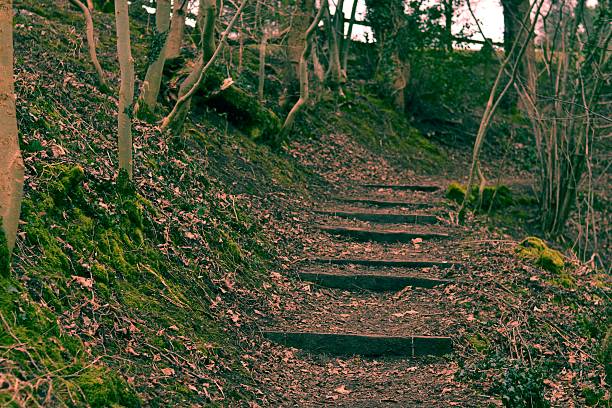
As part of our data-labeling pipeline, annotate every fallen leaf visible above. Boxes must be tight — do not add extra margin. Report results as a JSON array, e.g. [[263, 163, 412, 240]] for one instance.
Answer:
[[70, 276, 94, 289], [334, 385, 352, 395], [161, 367, 175, 376]]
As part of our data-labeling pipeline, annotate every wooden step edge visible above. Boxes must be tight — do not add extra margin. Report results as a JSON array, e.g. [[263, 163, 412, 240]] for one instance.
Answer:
[[309, 257, 459, 268], [334, 197, 436, 208], [298, 271, 451, 291], [361, 184, 441, 192], [262, 330, 453, 357], [315, 210, 440, 224], [320, 226, 451, 240]]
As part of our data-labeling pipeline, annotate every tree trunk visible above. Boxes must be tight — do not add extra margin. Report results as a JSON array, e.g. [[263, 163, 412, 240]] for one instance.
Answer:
[[341, 0, 359, 73], [327, 3, 345, 92], [162, 0, 216, 132], [166, 0, 187, 59], [279, 3, 326, 140], [258, 30, 268, 101], [281, 0, 314, 109], [501, 0, 537, 108], [114, 0, 135, 178], [70, 0, 108, 89], [136, 0, 171, 115], [0, 0, 25, 275], [443, 0, 453, 52], [161, 0, 248, 133], [391, 53, 408, 111]]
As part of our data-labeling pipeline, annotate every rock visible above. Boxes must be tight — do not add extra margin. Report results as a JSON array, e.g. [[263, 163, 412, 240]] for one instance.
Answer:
[[516, 236, 565, 274]]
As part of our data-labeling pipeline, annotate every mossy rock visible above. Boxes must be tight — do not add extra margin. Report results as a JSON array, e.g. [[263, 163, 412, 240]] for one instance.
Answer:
[[480, 185, 513, 210], [446, 182, 512, 211], [446, 182, 468, 203], [193, 67, 281, 143], [516, 237, 565, 274]]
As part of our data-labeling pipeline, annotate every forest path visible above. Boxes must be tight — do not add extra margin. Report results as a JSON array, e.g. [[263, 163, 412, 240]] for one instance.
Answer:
[[252, 180, 489, 406]]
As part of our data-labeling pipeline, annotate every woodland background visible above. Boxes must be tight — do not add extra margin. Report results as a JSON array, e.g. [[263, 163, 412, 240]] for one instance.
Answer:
[[0, 0, 609, 405]]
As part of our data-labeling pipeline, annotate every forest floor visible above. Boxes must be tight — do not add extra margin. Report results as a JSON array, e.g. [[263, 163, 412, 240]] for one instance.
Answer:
[[3, 1, 609, 406], [233, 133, 609, 407]]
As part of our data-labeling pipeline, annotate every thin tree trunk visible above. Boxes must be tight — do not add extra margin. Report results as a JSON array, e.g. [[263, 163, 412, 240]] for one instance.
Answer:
[[136, 0, 171, 115], [0, 0, 25, 274], [443, 0, 453, 52], [237, 14, 244, 74], [328, 3, 344, 91], [161, 0, 248, 132], [459, 0, 544, 218], [312, 42, 325, 84], [163, 0, 216, 131], [391, 53, 408, 111], [281, 0, 314, 108], [115, 0, 135, 178], [341, 0, 359, 73], [86, 0, 94, 10], [70, 0, 108, 89], [258, 30, 268, 101], [166, 0, 187, 59], [279, 3, 326, 139], [501, 0, 537, 109]]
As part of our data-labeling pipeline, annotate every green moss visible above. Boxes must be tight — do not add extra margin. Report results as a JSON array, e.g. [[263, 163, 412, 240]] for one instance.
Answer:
[[447, 182, 469, 203], [516, 237, 565, 274], [600, 326, 612, 384], [75, 366, 140, 408], [582, 387, 607, 406], [480, 185, 513, 210], [48, 164, 85, 206], [446, 182, 513, 211], [0, 220, 9, 278], [195, 67, 281, 143], [467, 333, 490, 352]]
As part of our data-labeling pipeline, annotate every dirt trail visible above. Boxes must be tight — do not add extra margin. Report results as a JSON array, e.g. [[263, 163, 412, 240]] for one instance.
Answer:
[[249, 177, 491, 406]]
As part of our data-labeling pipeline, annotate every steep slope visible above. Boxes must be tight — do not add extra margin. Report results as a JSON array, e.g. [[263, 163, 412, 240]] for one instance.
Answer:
[[3, 1, 608, 407], [3, 1, 443, 405]]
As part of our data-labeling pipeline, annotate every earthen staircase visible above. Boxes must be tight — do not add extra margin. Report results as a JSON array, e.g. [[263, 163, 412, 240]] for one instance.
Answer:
[[262, 182, 459, 358]]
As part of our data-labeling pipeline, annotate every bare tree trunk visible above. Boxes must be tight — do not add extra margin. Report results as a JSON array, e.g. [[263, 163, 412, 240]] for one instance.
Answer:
[[162, 0, 216, 132], [341, 0, 359, 73], [459, 0, 544, 219], [0, 0, 25, 274], [86, 0, 94, 10], [312, 42, 325, 84], [443, 0, 453, 52], [327, 3, 344, 93], [135, 0, 171, 115], [258, 29, 268, 102], [279, 3, 326, 140], [115, 0, 135, 179], [166, 0, 187, 59], [161, 0, 248, 132], [237, 14, 244, 74], [501, 0, 537, 109], [70, 0, 108, 89], [281, 0, 314, 108], [391, 53, 408, 111]]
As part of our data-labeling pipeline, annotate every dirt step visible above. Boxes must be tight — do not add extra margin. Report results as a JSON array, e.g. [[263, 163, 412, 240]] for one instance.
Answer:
[[262, 331, 452, 357], [320, 226, 451, 242], [298, 270, 451, 291], [335, 197, 436, 209], [362, 184, 441, 192], [316, 209, 440, 225], [310, 257, 458, 268]]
